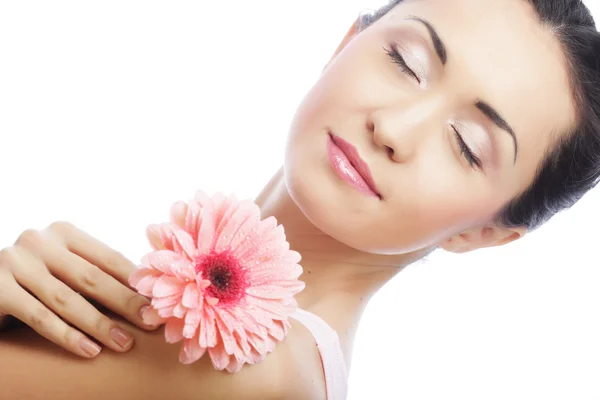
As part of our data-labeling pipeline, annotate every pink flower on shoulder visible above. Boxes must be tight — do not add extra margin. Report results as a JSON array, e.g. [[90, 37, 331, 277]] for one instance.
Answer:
[[129, 191, 305, 372]]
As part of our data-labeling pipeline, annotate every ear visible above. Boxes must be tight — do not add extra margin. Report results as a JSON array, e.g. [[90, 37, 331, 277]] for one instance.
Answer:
[[323, 18, 360, 71], [440, 225, 527, 254]]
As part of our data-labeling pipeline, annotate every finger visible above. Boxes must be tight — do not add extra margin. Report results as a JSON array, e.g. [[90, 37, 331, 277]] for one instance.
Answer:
[[43, 246, 154, 331], [12, 260, 136, 353], [2, 278, 103, 358], [46, 221, 136, 287]]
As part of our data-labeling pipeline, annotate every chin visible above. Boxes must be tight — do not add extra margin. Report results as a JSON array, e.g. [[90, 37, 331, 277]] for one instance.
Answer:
[[283, 155, 389, 253], [283, 168, 440, 257], [283, 126, 427, 254]]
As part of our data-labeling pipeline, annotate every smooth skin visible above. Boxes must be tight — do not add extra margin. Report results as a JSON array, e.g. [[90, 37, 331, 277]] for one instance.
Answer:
[[0, 0, 578, 399]]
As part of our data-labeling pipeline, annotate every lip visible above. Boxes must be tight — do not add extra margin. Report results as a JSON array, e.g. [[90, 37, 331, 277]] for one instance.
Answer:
[[327, 132, 381, 199]]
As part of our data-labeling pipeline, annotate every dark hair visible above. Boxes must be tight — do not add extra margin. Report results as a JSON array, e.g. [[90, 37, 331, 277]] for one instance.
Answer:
[[358, 0, 600, 230]]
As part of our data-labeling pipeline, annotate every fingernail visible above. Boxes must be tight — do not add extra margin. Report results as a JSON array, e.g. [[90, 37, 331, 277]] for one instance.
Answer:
[[139, 305, 157, 328], [80, 338, 102, 357], [139, 305, 149, 319], [110, 327, 133, 350]]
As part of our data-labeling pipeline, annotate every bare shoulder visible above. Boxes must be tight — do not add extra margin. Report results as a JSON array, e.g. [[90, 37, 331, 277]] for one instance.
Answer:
[[0, 317, 326, 400], [274, 318, 328, 400]]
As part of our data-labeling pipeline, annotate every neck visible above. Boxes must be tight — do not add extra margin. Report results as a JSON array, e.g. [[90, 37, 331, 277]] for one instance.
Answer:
[[254, 167, 429, 364]]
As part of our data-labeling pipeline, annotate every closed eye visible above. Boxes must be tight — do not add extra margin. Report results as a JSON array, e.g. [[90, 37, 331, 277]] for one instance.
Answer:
[[452, 126, 482, 169], [384, 44, 421, 84]]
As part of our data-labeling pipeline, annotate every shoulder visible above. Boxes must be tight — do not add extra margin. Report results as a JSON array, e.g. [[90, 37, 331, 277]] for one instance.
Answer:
[[272, 318, 328, 400], [176, 317, 327, 400], [0, 317, 326, 400]]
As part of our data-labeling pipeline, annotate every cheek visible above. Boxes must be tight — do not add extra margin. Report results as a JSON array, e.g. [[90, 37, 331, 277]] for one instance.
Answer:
[[371, 155, 502, 253], [288, 40, 399, 136]]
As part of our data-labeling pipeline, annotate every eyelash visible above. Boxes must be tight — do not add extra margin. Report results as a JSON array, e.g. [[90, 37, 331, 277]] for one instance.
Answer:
[[384, 45, 421, 83], [384, 44, 481, 170], [452, 126, 482, 169]]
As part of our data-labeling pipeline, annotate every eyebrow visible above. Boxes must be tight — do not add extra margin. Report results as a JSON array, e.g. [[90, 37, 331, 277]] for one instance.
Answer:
[[407, 15, 518, 164], [476, 101, 519, 163], [406, 16, 447, 65]]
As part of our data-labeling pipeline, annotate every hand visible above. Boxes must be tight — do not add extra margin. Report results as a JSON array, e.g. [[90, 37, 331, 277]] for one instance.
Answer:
[[0, 221, 155, 358]]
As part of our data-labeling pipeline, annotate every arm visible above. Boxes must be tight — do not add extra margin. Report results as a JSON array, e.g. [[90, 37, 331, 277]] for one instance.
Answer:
[[0, 317, 287, 400]]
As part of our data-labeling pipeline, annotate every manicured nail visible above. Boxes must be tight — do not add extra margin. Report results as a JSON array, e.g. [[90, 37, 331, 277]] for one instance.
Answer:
[[139, 305, 158, 328], [110, 327, 133, 349], [80, 338, 102, 357]]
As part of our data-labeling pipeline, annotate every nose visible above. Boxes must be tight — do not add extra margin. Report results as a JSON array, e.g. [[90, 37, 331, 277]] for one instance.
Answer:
[[367, 95, 444, 163]]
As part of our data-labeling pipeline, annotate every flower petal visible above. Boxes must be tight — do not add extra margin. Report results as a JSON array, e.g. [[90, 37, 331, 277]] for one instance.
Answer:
[[235, 218, 285, 262], [274, 279, 306, 294], [235, 310, 268, 337], [171, 260, 196, 281], [246, 298, 292, 320], [182, 282, 199, 308], [208, 342, 230, 371], [227, 216, 261, 256], [153, 275, 185, 297], [212, 193, 234, 232], [146, 224, 166, 251], [198, 309, 208, 348], [142, 250, 182, 274], [152, 293, 181, 309], [158, 306, 176, 318], [246, 281, 306, 299], [166, 224, 198, 260], [206, 296, 219, 306], [225, 358, 244, 373], [179, 337, 207, 364], [184, 201, 202, 244], [232, 325, 251, 356], [196, 201, 216, 254], [194, 190, 210, 206], [218, 308, 245, 337], [245, 283, 304, 299], [231, 341, 247, 363], [142, 306, 166, 325], [170, 201, 188, 230], [267, 319, 286, 341], [247, 266, 298, 287], [129, 267, 159, 291], [214, 200, 259, 253], [215, 313, 236, 355], [165, 318, 185, 343], [246, 331, 267, 355], [242, 237, 288, 268], [230, 216, 277, 261], [183, 308, 201, 338], [202, 306, 218, 348], [173, 303, 187, 318], [134, 274, 159, 297]]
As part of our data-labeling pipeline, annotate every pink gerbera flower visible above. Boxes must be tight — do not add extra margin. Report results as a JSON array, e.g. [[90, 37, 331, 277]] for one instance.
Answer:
[[129, 191, 305, 372]]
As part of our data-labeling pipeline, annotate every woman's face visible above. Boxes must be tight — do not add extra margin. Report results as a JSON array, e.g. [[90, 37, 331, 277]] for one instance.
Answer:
[[284, 0, 576, 254]]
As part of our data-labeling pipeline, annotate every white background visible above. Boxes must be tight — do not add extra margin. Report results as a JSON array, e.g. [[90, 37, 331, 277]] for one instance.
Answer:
[[1, 1, 599, 399]]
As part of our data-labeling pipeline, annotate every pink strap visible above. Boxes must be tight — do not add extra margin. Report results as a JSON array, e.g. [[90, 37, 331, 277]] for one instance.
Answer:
[[290, 308, 349, 400]]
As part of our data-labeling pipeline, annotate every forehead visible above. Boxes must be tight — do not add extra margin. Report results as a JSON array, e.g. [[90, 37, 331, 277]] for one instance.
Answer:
[[379, 0, 577, 170]]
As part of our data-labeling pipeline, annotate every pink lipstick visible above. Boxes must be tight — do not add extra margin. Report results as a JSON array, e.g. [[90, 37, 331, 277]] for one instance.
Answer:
[[326, 132, 381, 199]]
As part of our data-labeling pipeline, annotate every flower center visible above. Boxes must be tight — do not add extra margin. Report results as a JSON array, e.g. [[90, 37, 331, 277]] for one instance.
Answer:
[[209, 266, 231, 291], [195, 251, 248, 305]]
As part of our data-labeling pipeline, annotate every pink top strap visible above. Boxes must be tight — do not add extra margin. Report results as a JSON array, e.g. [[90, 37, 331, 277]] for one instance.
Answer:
[[290, 308, 349, 400]]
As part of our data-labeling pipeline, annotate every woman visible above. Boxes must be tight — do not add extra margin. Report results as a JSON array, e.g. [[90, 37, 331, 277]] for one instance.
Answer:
[[1, 0, 599, 398]]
